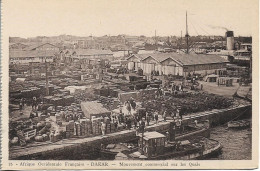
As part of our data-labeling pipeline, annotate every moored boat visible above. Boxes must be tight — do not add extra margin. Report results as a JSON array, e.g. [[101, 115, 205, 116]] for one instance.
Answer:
[[120, 131, 222, 160]]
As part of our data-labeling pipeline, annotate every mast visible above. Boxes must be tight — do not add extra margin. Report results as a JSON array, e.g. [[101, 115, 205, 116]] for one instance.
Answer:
[[185, 11, 189, 54]]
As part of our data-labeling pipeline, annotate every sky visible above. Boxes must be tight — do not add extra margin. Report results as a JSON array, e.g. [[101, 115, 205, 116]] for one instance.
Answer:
[[3, 0, 257, 38]]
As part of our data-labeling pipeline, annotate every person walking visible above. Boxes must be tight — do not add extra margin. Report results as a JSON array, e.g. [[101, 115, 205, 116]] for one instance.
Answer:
[[200, 83, 203, 90]]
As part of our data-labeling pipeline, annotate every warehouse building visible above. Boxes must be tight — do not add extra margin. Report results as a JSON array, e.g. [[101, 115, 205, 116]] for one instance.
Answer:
[[9, 50, 57, 64], [126, 52, 229, 76]]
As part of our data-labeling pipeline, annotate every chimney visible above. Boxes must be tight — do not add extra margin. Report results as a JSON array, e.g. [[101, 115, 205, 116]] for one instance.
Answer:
[[226, 31, 234, 50]]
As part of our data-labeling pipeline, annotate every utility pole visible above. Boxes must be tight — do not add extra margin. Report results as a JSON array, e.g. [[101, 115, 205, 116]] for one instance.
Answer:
[[185, 11, 189, 54], [45, 53, 49, 96], [180, 30, 182, 51]]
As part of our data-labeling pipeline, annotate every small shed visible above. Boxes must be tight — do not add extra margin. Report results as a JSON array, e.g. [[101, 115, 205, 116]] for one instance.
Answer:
[[81, 101, 111, 119], [138, 131, 166, 159]]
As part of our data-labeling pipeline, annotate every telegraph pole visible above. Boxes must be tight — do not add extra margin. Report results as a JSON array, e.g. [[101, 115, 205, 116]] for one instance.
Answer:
[[185, 11, 189, 54], [45, 53, 49, 96]]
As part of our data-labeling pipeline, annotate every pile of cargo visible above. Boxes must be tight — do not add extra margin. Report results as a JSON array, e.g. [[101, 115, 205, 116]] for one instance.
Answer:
[[141, 92, 233, 115], [94, 86, 123, 98], [9, 116, 56, 146], [73, 89, 99, 103], [79, 118, 92, 136], [44, 95, 74, 106], [92, 117, 102, 135]]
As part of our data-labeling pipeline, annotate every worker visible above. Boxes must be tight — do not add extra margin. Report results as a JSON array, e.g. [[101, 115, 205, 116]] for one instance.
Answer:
[[114, 121, 118, 131], [118, 109, 123, 124], [163, 110, 167, 122], [19, 99, 23, 112], [146, 113, 150, 126], [133, 116, 137, 129], [194, 120, 198, 127], [29, 111, 34, 119], [101, 122, 106, 136], [126, 117, 131, 130], [129, 97, 134, 105], [131, 100, 137, 110], [126, 101, 131, 115], [166, 131, 170, 142], [151, 110, 154, 121], [139, 118, 146, 132], [176, 108, 180, 117], [200, 83, 203, 90], [32, 97, 38, 110], [22, 98, 25, 108], [180, 83, 183, 91], [154, 112, 159, 124]]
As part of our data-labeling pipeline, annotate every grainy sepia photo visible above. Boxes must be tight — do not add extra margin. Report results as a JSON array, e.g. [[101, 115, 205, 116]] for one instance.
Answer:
[[1, 0, 258, 170]]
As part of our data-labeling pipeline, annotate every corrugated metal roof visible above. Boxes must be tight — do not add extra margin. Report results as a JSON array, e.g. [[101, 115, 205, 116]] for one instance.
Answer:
[[24, 43, 58, 51], [141, 131, 166, 140], [81, 101, 110, 115], [10, 50, 57, 58], [132, 52, 228, 66]]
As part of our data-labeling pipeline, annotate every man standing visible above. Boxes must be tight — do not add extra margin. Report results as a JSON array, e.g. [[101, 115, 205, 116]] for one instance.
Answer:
[[19, 99, 23, 112], [22, 98, 25, 108], [163, 110, 167, 122], [154, 112, 159, 124], [126, 101, 131, 115], [32, 97, 37, 110], [101, 122, 106, 136], [146, 113, 150, 126]]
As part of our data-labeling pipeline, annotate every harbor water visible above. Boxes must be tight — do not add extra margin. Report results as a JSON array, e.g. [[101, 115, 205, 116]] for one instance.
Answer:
[[209, 125, 252, 160]]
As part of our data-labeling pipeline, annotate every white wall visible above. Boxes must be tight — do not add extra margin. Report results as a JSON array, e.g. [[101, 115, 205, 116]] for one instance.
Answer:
[[10, 57, 53, 64]]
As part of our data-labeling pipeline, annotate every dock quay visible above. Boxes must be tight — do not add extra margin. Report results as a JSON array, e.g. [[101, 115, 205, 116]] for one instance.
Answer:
[[10, 104, 251, 160]]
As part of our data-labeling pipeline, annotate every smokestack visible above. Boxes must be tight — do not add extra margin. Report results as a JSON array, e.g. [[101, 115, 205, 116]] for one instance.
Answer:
[[226, 31, 234, 50]]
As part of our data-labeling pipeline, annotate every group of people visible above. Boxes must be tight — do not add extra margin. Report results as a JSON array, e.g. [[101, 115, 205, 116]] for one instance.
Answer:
[[155, 82, 184, 98], [124, 97, 137, 115]]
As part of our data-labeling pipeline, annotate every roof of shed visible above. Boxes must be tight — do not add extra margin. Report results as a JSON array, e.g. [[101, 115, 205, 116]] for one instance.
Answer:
[[10, 50, 57, 58], [81, 101, 110, 115], [141, 131, 166, 140], [128, 52, 228, 66]]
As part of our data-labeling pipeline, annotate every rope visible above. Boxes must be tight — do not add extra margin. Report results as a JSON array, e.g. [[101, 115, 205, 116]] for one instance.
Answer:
[[190, 20, 199, 35]]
